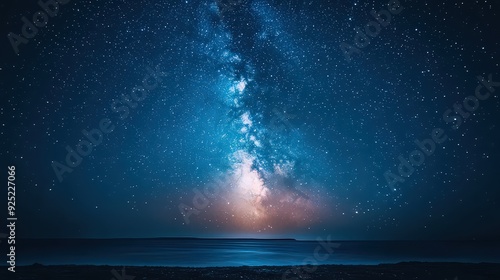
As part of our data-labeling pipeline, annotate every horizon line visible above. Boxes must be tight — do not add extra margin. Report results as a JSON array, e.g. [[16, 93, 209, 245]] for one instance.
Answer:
[[15, 237, 500, 242]]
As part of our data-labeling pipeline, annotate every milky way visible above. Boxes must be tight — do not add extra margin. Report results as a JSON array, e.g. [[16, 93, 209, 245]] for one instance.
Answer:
[[177, 0, 330, 233]]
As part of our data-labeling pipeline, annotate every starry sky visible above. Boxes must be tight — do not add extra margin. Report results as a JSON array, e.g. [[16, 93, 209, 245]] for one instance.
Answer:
[[0, 0, 499, 240]]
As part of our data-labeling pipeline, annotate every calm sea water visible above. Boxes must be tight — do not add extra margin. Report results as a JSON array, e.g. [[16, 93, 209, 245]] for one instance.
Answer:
[[12, 239, 500, 267]]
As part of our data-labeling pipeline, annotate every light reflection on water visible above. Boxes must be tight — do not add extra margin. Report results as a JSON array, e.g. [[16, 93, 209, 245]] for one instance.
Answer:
[[13, 239, 500, 267]]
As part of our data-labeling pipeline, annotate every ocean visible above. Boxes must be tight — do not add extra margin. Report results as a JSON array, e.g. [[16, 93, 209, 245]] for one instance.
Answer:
[[12, 238, 500, 267]]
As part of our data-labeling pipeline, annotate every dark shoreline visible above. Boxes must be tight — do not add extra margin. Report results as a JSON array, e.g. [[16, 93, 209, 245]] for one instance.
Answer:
[[1, 262, 500, 280]]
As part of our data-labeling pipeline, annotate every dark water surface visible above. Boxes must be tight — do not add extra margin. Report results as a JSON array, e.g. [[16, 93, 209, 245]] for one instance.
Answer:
[[12, 239, 500, 267]]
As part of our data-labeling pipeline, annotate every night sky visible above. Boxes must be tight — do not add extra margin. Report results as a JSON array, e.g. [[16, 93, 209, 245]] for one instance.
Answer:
[[1, 0, 499, 240]]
